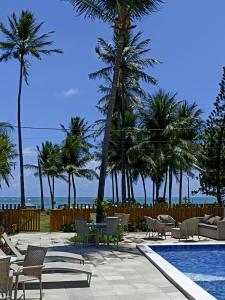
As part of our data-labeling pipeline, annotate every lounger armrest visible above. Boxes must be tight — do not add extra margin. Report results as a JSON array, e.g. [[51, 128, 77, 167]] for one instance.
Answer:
[[11, 264, 44, 274]]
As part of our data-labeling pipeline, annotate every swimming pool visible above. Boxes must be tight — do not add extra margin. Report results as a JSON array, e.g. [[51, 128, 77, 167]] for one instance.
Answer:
[[146, 244, 225, 300]]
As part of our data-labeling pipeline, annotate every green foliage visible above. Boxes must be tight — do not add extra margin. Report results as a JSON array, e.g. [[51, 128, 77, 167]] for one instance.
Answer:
[[136, 218, 148, 232], [199, 67, 225, 203], [61, 223, 76, 232], [95, 198, 108, 222]]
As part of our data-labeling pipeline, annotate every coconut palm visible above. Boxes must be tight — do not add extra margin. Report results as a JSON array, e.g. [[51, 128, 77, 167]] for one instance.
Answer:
[[90, 30, 158, 202], [0, 10, 62, 207], [0, 135, 17, 189], [65, 0, 163, 221], [38, 142, 65, 209], [61, 135, 97, 206]]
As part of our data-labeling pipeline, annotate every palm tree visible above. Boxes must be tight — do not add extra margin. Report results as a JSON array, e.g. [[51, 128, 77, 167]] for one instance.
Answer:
[[62, 136, 97, 206], [0, 135, 17, 189], [65, 0, 163, 221], [38, 142, 65, 209], [0, 10, 62, 207], [90, 30, 158, 202]]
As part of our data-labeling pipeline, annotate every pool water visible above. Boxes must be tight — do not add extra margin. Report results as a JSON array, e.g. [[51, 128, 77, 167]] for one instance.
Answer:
[[150, 245, 225, 300]]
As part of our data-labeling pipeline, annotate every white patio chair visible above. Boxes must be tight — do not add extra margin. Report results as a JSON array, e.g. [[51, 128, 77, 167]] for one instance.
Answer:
[[114, 213, 130, 232], [144, 216, 156, 238], [89, 213, 96, 223], [171, 217, 200, 240], [11, 245, 47, 300], [103, 217, 120, 247], [75, 219, 97, 245], [0, 257, 13, 300], [144, 216, 166, 239]]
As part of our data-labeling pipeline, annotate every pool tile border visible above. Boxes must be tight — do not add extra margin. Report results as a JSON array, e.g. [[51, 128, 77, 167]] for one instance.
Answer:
[[137, 243, 217, 300]]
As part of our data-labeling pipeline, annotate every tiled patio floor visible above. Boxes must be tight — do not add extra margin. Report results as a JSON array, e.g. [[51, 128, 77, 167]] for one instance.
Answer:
[[8, 232, 215, 300]]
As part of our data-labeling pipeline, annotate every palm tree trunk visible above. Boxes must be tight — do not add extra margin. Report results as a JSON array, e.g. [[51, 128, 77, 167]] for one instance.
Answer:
[[38, 159, 44, 211], [126, 168, 131, 200], [47, 175, 54, 209], [72, 174, 77, 206], [168, 167, 173, 206], [52, 176, 55, 209], [111, 171, 115, 203], [141, 174, 147, 205], [155, 180, 160, 203], [179, 169, 183, 205], [68, 173, 71, 208], [121, 84, 126, 204], [163, 170, 168, 200], [97, 30, 125, 222], [18, 58, 25, 207], [115, 170, 119, 204], [129, 169, 134, 201], [152, 179, 155, 205]]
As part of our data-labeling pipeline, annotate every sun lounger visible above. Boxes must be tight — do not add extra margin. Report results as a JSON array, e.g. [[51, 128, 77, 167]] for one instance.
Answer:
[[43, 262, 92, 286], [2, 232, 85, 264]]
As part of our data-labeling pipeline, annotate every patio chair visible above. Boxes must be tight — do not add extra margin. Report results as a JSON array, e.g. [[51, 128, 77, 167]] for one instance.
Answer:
[[144, 216, 156, 238], [144, 216, 166, 239], [102, 217, 120, 247], [157, 214, 176, 235], [171, 217, 200, 240], [114, 213, 130, 232], [2, 232, 85, 264], [0, 257, 13, 300], [11, 245, 47, 300], [89, 213, 96, 223], [75, 219, 97, 246]]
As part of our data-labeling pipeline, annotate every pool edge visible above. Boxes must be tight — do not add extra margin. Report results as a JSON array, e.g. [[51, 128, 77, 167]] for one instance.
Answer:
[[137, 244, 217, 300]]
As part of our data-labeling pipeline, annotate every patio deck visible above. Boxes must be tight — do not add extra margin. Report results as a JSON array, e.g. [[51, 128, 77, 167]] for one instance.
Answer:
[[8, 232, 214, 300]]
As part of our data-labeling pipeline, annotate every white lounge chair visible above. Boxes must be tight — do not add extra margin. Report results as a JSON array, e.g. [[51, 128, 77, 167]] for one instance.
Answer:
[[2, 232, 84, 264]]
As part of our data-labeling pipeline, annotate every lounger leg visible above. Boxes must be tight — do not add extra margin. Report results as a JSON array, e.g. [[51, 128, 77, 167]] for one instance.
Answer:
[[23, 282, 25, 300]]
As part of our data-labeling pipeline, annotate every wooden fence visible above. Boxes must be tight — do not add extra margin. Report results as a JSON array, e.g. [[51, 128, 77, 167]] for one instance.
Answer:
[[50, 204, 224, 232], [0, 208, 40, 232]]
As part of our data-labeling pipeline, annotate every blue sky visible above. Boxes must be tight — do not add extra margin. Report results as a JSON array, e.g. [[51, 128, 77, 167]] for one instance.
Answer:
[[0, 0, 225, 199]]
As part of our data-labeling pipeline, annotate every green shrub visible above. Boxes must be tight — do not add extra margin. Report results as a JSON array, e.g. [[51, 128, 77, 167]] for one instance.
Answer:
[[61, 223, 76, 232], [136, 218, 147, 232]]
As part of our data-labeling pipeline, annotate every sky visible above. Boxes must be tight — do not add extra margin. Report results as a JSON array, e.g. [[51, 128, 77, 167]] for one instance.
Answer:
[[0, 0, 225, 199]]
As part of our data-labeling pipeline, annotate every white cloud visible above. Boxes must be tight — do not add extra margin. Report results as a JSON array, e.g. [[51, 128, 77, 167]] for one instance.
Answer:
[[23, 147, 37, 157], [61, 87, 79, 97]]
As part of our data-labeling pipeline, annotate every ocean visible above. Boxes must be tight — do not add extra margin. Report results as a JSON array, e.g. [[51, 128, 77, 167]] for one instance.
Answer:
[[0, 196, 217, 208]]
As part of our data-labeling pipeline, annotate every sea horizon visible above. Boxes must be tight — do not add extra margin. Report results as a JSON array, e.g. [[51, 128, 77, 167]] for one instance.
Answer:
[[0, 196, 218, 209]]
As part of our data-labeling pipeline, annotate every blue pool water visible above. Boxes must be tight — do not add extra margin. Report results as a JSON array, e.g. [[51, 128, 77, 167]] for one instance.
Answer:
[[150, 245, 225, 300]]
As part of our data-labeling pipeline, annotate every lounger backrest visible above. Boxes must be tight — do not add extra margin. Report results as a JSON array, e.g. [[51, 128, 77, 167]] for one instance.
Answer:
[[2, 232, 21, 257]]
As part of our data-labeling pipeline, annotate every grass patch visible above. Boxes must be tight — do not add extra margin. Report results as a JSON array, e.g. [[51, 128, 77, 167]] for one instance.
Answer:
[[40, 213, 50, 232]]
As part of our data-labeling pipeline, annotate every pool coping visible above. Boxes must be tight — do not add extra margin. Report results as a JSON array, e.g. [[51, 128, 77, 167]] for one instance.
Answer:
[[137, 243, 217, 300]]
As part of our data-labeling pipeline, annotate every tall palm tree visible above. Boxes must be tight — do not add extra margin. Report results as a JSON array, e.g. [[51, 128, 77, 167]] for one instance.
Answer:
[[65, 0, 163, 221], [38, 142, 65, 209], [90, 30, 158, 202], [61, 136, 97, 206], [0, 10, 62, 207]]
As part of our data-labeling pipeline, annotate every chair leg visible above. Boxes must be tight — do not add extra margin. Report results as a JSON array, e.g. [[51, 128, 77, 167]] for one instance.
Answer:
[[23, 282, 25, 300], [40, 278, 43, 300]]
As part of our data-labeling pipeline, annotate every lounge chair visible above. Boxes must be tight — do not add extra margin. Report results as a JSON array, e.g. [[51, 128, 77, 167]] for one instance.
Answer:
[[171, 217, 200, 240], [11, 245, 47, 300], [2, 232, 84, 264], [0, 256, 13, 300]]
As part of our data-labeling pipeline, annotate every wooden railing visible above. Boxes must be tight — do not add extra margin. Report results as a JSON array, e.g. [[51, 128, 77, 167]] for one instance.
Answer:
[[50, 204, 224, 232], [0, 208, 40, 232]]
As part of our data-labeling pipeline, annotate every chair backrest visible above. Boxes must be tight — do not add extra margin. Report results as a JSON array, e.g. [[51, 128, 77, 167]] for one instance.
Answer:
[[105, 218, 119, 235], [2, 232, 21, 257], [0, 257, 11, 295], [144, 216, 156, 232], [180, 217, 199, 236], [23, 245, 47, 277], [75, 219, 89, 237], [115, 213, 130, 226], [157, 214, 176, 224], [89, 213, 96, 223]]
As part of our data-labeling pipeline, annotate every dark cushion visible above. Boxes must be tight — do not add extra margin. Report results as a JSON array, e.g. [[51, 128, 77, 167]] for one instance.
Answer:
[[207, 217, 216, 225], [202, 214, 213, 224], [213, 216, 222, 225]]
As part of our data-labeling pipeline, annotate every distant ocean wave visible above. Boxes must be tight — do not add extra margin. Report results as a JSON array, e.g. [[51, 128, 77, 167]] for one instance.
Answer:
[[0, 196, 217, 209]]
